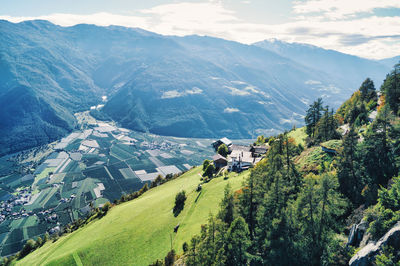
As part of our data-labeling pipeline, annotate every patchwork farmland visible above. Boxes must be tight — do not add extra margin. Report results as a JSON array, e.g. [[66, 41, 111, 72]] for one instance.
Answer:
[[0, 111, 215, 256]]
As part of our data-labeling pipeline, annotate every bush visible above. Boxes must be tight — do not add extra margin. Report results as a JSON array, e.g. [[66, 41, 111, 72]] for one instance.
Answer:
[[173, 191, 187, 217], [102, 202, 112, 214], [19, 239, 36, 258]]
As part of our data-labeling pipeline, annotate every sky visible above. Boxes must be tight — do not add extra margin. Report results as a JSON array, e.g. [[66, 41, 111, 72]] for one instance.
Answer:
[[1, 0, 399, 59]]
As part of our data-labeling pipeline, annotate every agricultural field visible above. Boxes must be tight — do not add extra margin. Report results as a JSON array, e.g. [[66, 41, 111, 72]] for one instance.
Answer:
[[0, 112, 224, 256]]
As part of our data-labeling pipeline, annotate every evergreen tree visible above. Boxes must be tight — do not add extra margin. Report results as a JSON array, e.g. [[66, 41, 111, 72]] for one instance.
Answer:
[[359, 78, 376, 101], [383, 63, 400, 114], [337, 126, 363, 204], [305, 98, 323, 139], [294, 173, 346, 265], [223, 217, 250, 266], [360, 105, 397, 204], [218, 184, 235, 226]]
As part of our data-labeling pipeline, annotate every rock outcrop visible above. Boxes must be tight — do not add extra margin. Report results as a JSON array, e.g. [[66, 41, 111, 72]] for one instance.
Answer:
[[347, 220, 368, 247], [349, 222, 400, 266]]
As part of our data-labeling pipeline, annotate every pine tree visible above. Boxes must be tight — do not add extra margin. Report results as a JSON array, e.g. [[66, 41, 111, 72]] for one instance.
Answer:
[[223, 217, 250, 266], [218, 184, 235, 226], [305, 98, 323, 139], [383, 63, 400, 114], [337, 126, 362, 204]]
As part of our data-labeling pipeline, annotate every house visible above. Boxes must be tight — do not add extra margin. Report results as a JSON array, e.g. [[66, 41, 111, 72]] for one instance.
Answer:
[[228, 150, 260, 172], [211, 137, 232, 151], [213, 154, 228, 169], [251, 145, 269, 157]]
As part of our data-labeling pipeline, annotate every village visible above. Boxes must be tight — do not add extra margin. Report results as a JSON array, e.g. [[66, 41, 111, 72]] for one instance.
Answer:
[[211, 137, 268, 173]]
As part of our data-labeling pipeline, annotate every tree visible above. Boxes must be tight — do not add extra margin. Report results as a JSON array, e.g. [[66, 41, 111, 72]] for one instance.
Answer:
[[203, 164, 215, 179], [305, 98, 323, 139], [186, 236, 201, 265], [359, 78, 376, 101], [314, 107, 340, 143], [294, 173, 347, 265], [218, 184, 235, 226], [182, 242, 189, 253], [202, 159, 211, 171], [383, 63, 400, 114], [337, 126, 363, 204], [173, 191, 186, 216], [217, 144, 229, 157], [361, 105, 397, 204], [35, 237, 43, 248], [223, 217, 250, 265], [19, 239, 36, 258], [150, 174, 163, 188], [102, 202, 111, 214], [255, 135, 267, 145], [139, 183, 149, 195]]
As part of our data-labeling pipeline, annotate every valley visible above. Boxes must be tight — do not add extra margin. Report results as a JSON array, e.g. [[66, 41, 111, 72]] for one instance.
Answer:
[[0, 109, 227, 257]]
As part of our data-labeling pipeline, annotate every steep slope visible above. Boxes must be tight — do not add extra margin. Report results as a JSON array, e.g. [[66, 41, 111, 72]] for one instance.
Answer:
[[0, 20, 103, 155], [18, 168, 248, 265], [103, 35, 355, 139], [254, 39, 390, 89]]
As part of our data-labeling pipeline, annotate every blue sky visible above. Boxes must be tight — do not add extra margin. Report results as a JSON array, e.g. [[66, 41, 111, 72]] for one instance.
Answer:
[[1, 0, 399, 59]]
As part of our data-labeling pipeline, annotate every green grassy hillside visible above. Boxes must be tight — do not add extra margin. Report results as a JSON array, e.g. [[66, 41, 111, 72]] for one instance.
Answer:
[[17, 167, 248, 266]]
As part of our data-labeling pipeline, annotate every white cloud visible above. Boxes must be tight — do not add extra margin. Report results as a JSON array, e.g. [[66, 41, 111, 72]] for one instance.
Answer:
[[224, 107, 240, 113], [293, 0, 400, 19], [1, 1, 400, 59]]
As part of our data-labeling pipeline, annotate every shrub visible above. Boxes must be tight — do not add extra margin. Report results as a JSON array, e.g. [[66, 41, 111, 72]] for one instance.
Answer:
[[102, 202, 112, 214], [19, 239, 36, 258], [173, 191, 187, 217]]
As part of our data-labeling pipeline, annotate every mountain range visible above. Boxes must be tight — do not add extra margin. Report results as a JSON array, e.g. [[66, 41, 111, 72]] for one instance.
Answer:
[[0, 20, 398, 155]]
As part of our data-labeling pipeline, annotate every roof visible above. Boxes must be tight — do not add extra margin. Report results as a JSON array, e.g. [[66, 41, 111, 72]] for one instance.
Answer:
[[220, 137, 232, 146], [229, 144, 251, 152], [213, 154, 227, 162], [229, 151, 254, 164]]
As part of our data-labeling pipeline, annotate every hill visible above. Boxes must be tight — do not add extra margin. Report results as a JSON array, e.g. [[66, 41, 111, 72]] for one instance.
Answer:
[[17, 167, 248, 265], [0, 20, 394, 155]]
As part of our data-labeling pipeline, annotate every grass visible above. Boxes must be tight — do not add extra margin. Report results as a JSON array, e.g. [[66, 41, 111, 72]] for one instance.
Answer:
[[18, 167, 248, 266], [295, 140, 342, 173], [288, 127, 307, 146], [33, 167, 55, 188]]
